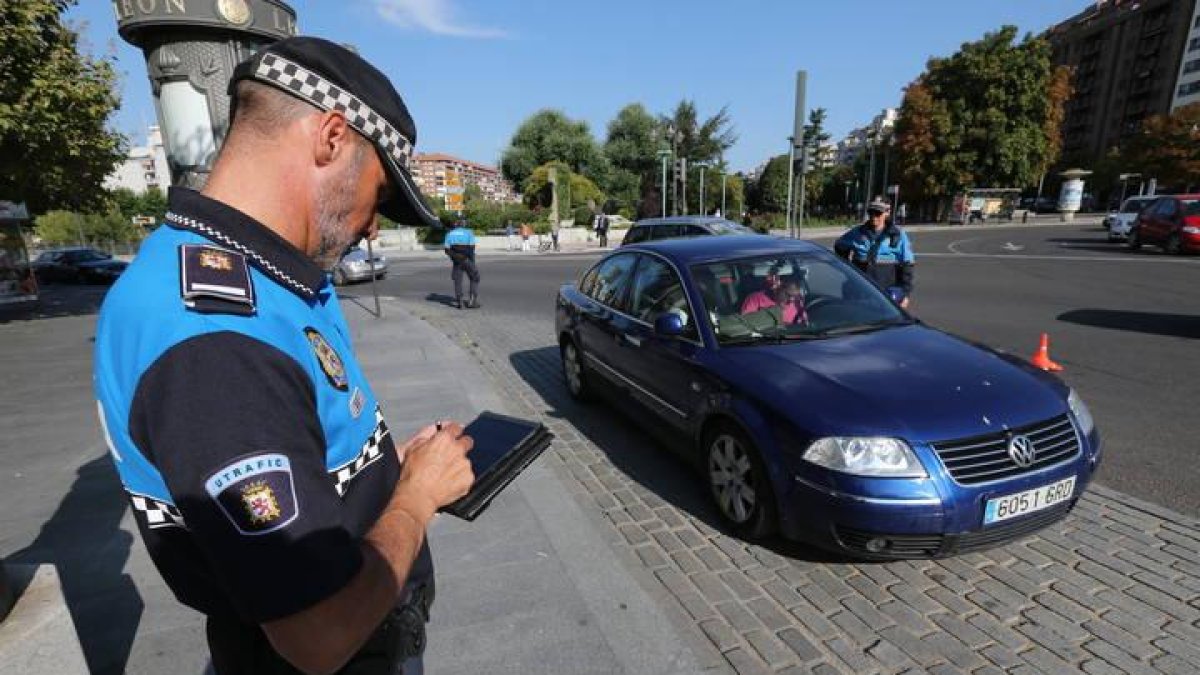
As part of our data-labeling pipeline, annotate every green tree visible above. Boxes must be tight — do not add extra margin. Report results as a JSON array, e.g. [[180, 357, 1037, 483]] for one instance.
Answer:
[[109, 186, 168, 223], [603, 103, 661, 215], [34, 208, 139, 246], [893, 26, 1071, 207], [802, 108, 832, 169], [501, 110, 608, 191], [522, 161, 604, 219], [750, 155, 790, 214], [1, 0, 125, 214]]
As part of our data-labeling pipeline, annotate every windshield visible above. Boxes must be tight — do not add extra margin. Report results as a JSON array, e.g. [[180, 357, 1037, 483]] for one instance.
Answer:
[[1183, 200, 1200, 216], [1121, 199, 1152, 214], [690, 253, 907, 345]]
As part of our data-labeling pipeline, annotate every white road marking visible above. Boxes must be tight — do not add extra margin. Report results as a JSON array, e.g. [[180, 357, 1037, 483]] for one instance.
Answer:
[[921, 251, 1200, 263], [947, 237, 982, 255], [1003, 242, 1025, 252]]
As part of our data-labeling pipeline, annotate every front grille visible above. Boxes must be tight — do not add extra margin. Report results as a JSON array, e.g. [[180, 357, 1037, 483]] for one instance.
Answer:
[[835, 499, 1076, 559], [931, 414, 1080, 485]]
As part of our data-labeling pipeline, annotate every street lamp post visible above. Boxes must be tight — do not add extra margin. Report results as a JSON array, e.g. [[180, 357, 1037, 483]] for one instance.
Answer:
[[680, 158, 689, 215], [786, 137, 796, 237], [657, 149, 671, 217], [721, 172, 727, 216], [698, 163, 707, 216]]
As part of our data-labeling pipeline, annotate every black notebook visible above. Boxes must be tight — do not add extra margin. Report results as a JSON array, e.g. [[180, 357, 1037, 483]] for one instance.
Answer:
[[440, 412, 552, 521]]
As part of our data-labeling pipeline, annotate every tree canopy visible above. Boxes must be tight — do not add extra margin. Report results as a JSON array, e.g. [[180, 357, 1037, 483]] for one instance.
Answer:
[[893, 26, 1071, 201], [1121, 102, 1200, 191], [1, 0, 125, 213], [603, 103, 661, 215], [500, 110, 608, 192]]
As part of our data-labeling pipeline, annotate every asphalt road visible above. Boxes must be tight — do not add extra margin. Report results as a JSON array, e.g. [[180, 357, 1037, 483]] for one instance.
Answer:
[[367, 221, 1200, 517]]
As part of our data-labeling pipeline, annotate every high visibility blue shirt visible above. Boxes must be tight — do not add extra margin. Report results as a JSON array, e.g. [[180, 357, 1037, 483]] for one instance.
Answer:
[[833, 222, 916, 294], [93, 188, 430, 627]]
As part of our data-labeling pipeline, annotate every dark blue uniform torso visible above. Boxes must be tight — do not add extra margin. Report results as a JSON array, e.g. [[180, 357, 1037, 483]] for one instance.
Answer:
[[93, 188, 430, 673]]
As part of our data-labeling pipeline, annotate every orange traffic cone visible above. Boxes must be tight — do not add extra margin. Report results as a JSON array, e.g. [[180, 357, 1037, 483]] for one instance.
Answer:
[[1030, 333, 1063, 372]]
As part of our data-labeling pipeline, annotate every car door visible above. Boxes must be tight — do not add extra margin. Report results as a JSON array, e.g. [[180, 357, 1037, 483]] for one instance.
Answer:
[[577, 253, 639, 389], [1148, 199, 1176, 244], [617, 253, 705, 432]]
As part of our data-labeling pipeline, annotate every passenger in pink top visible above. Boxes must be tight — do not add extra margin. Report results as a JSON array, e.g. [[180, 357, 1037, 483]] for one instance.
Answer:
[[740, 271, 808, 325]]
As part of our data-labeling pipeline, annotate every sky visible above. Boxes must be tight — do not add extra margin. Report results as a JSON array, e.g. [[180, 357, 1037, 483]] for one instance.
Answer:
[[70, 0, 1089, 173]]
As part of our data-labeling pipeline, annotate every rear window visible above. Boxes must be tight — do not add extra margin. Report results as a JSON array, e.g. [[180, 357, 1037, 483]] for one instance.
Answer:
[[623, 227, 650, 245], [1121, 199, 1153, 214]]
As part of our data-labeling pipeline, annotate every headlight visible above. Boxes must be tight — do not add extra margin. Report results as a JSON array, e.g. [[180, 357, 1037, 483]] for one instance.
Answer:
[[1068, 389, 1095, 435], [802, 437, 926, 478]]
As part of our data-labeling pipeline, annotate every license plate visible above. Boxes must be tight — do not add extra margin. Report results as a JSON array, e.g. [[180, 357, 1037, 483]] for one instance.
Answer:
[[983, 477, 1076, 525]]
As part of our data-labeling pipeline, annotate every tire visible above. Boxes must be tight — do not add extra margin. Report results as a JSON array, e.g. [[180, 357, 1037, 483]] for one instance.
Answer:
[[704, 424, 777, 539], [1127, 228, 1142, 251], [1165, 233, 1183, 256], [560, 339, 594, 402], [332, 268, 348, 286]]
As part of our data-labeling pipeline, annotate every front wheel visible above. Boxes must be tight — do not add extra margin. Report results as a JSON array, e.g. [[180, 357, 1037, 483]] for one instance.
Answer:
[[705, 425, 777, 539], [561, 340, 594, 402], [1165, 233, 1183, 256], [1127, 228, 1142, 251]]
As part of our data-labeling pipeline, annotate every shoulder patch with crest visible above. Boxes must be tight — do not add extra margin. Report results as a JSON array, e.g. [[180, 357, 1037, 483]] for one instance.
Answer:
[[179, 244, 256, 316], [204, 453, 298, 535], [304, 327, 348, 390]]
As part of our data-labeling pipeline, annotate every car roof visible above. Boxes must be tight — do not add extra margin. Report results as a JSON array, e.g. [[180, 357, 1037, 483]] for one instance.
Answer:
[[622, 234, 826, 265], [632, 216, 741, 228]]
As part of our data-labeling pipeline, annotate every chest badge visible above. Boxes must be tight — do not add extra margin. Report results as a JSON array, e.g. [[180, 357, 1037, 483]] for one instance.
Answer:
[[305, 327, 348, 391]]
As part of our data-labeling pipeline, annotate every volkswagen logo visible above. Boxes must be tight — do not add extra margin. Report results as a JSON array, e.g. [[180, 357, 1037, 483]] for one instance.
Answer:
[[1007, 435, 1037, 468]]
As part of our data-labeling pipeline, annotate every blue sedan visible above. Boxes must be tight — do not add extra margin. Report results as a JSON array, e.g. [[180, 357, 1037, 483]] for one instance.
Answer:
[[554, 236, 1101, 558]]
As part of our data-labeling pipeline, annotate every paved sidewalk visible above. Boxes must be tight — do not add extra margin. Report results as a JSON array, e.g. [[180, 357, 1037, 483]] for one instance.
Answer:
[[410, 296, 1200, 675], [0, 290, 707, 674]]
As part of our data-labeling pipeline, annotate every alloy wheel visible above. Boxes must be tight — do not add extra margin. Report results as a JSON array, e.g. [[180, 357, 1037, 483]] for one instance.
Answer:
[[709, 433, 757, 524]]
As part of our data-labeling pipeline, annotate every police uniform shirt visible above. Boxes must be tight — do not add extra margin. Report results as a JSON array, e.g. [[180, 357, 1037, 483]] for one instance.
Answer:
[[443, 227, 476, 258], [833, 223, 915, 293], [93, 188, 431, 650]]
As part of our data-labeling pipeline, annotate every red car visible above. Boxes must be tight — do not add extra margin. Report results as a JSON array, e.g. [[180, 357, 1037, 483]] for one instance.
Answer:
[[1128, 194, 1200, 254]]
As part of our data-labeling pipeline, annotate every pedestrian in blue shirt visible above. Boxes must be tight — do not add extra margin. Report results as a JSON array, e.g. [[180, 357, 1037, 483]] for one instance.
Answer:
[[834, 198, 915, 308], [444, 219, 480, 309]]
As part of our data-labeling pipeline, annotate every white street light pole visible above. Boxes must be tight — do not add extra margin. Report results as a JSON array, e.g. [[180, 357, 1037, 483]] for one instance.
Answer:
[[698, 164, 707, 216], [721, 172, 727, 216], [657, 149, 671, 217], [786, 137, 796, 237]]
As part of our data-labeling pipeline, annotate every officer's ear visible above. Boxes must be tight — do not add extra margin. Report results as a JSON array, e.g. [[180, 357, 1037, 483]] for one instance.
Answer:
[[312, 110, 355, 169]]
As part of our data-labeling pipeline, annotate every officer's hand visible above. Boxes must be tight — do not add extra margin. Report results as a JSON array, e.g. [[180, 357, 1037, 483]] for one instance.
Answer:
[[393, 422, 474, 522], [899, 297, 911, 310], [394, 424, 439, 464]]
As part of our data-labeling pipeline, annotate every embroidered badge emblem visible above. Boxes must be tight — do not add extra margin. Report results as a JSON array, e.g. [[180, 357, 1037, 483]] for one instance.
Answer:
[[349, 387, 366, 418], [305, 327, 348, 391], [198, 249, 234, 271], [204, 453, 298, 535], [241, 480, 281, 524]]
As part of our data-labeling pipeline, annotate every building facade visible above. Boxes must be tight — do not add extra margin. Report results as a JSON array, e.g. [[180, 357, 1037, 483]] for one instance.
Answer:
[[1048, 0, 1197, 163], [833, 108, 898, 167], [1171, 1, 1200, 108], [104, 126, 171, 194], [411, 153, 519, 206]]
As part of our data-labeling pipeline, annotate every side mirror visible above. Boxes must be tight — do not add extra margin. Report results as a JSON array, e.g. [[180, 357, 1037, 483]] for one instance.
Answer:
[[654, 312, 685, 337]]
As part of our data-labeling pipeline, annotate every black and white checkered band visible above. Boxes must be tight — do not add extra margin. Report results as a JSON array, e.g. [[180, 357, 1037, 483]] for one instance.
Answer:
[[129, 492, 187, 530], [253, 53, 414, 171], [331, 406, 391, 497], [165, 211, 315, 298]]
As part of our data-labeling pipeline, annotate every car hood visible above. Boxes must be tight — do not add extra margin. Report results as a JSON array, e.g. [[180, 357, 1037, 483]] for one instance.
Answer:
[[714, 324, 1067, 443]]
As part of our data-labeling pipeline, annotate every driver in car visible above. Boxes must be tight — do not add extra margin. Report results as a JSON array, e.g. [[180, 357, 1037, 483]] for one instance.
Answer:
[[740, 268, 808, 325]]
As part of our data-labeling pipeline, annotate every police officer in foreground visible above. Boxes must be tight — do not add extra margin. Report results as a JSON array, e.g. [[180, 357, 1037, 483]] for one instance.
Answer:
[[93, 37, 474, 674], [443, 218, 480, 309], [833, 198, 915, 309]]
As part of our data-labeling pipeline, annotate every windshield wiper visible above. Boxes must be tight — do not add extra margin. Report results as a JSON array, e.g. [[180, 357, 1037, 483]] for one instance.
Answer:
[[815, 318, 913, 337]]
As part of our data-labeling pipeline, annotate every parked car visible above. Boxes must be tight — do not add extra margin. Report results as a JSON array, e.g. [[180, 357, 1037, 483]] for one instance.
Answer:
[[555, 236, 1100, 558], [1128, 194, 1200, 255], [332, 246, 388, 285], [620, 216, 753, 246], [32, 247, 127, 284], [1103, 196, 1155, 241]]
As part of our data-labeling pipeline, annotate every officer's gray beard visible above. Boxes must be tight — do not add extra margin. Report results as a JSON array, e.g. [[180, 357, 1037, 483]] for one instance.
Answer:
[[312, 156, 365, 271]]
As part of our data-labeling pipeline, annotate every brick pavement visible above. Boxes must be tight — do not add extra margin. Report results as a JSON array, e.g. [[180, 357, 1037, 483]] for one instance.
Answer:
[[400, 299, 1200, 675]]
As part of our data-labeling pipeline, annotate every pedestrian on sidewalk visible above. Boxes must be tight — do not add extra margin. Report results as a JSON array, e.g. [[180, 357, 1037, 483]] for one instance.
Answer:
[[92, 37, 475, 675], [505, 219, 515, 251], [551, 220, 561, 252], [520, 222, 533, 252], [596, 213, 609, 248], [833, 197, 915, 309], [445, 218, 481, 308]]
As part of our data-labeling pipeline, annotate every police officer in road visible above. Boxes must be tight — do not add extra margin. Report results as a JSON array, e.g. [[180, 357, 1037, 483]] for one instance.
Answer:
[[443, 218, 480, 309], [93, 37, 474, 674], [834, 198, 915, 308]]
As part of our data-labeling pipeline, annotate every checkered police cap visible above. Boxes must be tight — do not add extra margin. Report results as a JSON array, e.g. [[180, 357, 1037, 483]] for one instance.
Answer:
[[229, 37, 441, 229]]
